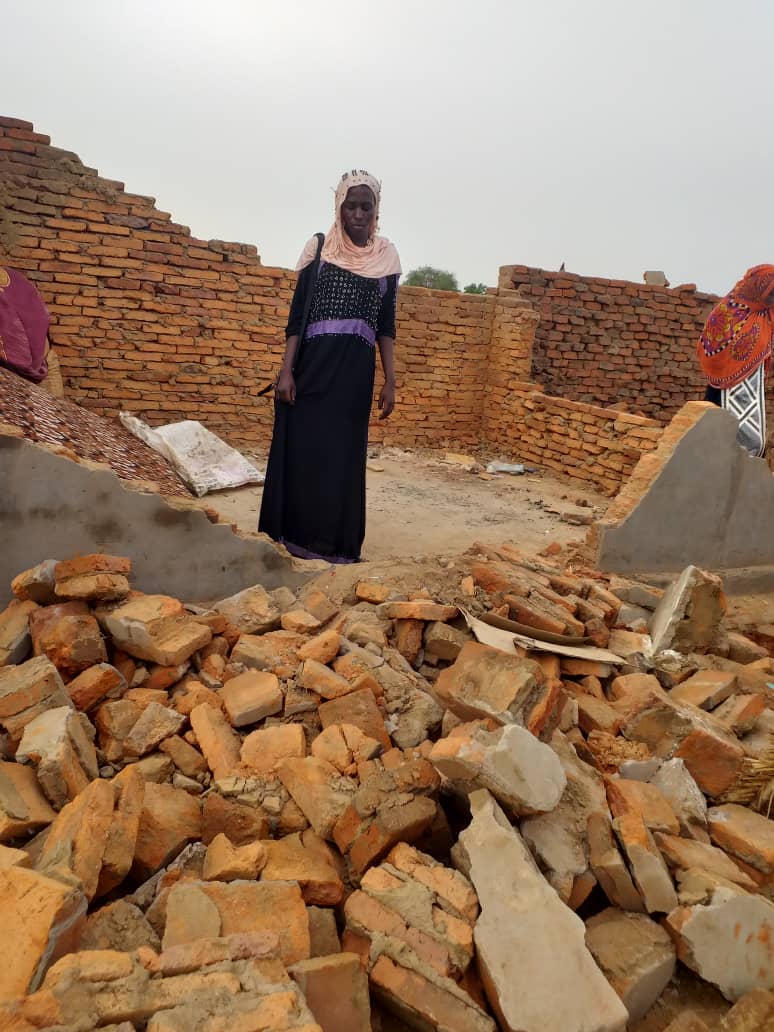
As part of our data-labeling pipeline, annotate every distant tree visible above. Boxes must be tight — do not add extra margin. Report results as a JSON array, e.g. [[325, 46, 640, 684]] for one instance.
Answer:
[[463, 282, 487, 294], [404, 266, 459, 291]]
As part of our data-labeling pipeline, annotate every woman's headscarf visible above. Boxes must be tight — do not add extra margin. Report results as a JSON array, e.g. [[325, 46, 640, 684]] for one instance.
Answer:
[[698, 264, 774, 389], [296, 170, 401, 279], [0, 267, 49, 383]]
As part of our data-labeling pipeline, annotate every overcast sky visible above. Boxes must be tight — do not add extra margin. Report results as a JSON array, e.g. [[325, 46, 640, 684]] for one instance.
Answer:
[[2, 1, 772, 294]]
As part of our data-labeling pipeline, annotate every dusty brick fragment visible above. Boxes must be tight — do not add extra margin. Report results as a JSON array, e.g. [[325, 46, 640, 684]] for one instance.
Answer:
[[576, 694, 623, 736], [36, 778, 115, 899], [0, 655, 73, 741], [95, 698, 142, 764], [707, 804, 774, 875], [382, 600, 458, 622], [16, 706, 98, 808], [613, 812, 677, 914], [0, 867, 86, 1002], [433, 642, 545, 725], [98, 766, 145, 897], [0, 760, 56, 841], [290, 952, 370, 1032], [674, 727, 744, 798], [164, 878, 310, 965], [80, 899, 160, 953], [54, 554, 131, 602], [130, 782, 202, 881], [214, 584, 283, 634], [356, 582, 390, 604], [203, 833, 267, 881], [307, 906, 341, 957], [605, 777, 680, 835], [424, 621, 469, 661], [318, 687, 391, 749], [655, 832, 757, 890], [282, 608, 322, 633], [394, 619, 424, 663], [159, 734, 207, 778], [202, 793, 269, 846], [67, 663, 126, 711], [99, 594, 212, 666], [220, 669, 283, 726], [370, 954, 495, 1032], [30, 602, 107, 676], [669, 670, 737, 710], [585, 907, 675, 1023], [278, 756, 357, 839], [262, 833, 343, 904], [123, 701, 185, 758], [300, 659, 354, 700], [713, 694, 766, 734], [241, 723, 306, 773], [297, 628, 341, 665], [189, 703, 241, 777], [587, 812, 645, 912], [11, 561, 58, 606], [0, 598, 37, 666]]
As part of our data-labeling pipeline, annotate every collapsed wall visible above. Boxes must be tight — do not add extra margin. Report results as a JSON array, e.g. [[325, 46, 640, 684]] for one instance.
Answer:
[[0, 427, 309, 606], [594, 402, 774, 575]]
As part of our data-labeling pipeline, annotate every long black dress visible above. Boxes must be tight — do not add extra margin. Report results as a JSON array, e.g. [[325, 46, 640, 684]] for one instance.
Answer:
[[259, 260, 398, 563]]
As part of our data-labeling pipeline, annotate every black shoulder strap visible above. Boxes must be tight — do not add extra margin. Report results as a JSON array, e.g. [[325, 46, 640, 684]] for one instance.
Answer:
[[258, 233, 325, 397], [296, 232, 325, 346]]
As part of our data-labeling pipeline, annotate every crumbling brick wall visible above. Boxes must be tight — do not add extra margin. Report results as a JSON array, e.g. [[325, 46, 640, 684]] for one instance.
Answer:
[[0, 115, 661, 493], [500, 265, 723, 421], [484, 382, 662, 495], [0, 116, 511, 452]]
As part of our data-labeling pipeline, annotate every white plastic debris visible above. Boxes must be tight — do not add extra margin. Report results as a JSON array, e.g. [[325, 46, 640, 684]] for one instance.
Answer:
[[120, 413, 264, 497], [486, 461, 530, 475]]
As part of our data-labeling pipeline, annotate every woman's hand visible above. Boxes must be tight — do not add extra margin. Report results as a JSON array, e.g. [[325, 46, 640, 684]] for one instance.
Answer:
[[379, 381, 395, 420], [276, 369, 296, 405]]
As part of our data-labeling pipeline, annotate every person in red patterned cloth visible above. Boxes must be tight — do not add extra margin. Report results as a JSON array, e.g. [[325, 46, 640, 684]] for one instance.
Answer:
[[698, 264, 774, 457]]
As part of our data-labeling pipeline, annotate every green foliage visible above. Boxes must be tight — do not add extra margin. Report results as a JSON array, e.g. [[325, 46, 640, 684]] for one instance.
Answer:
[[463, 282, 488, 294], [404, 266, 459, 291]]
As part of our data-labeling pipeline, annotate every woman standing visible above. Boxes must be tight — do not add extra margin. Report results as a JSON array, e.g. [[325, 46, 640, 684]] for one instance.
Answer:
[[259, 171, 401, 563], [698, 264, 774, 457]]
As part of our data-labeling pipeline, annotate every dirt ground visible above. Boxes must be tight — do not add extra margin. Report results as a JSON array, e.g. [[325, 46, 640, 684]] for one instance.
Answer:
[[207, 447, 606, 562]]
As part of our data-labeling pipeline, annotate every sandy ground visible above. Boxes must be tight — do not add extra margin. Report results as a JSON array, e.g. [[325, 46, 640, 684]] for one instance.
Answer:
[[207, 447, 606, 562]]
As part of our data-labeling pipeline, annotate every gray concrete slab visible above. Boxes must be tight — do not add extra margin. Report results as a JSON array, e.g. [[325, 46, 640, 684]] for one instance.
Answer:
[[596, 405, 774, 576], [0, 434, 311, 605]]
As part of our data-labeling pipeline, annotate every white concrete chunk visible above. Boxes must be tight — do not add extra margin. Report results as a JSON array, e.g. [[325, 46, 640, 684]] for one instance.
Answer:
[[457, 790, 628, 1032]]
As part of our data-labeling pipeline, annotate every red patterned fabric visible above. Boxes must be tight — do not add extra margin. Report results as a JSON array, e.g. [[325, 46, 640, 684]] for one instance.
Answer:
[[698, 265, 774, 389]]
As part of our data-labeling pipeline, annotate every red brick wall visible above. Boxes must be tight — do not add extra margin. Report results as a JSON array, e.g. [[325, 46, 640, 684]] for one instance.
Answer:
[[500, 265, 722, 421], [0, 115, 661, 494], [0, 117, 511, 453]]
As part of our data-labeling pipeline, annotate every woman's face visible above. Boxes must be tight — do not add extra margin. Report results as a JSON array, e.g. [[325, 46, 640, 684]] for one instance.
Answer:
[[341, 185, 375, 246]]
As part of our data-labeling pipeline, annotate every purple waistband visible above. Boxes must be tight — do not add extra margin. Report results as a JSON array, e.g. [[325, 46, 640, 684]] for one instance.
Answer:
[[305, 318, 376, 345], [280, 538, 359, 565]]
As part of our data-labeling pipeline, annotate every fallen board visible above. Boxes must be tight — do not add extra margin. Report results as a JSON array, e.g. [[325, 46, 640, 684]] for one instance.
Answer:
[[462, 611, 626, 664]]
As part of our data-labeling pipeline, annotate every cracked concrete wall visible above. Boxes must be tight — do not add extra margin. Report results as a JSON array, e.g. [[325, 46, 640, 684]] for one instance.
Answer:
[[0, 434, 310, 605], [593, 402, 774, 574]]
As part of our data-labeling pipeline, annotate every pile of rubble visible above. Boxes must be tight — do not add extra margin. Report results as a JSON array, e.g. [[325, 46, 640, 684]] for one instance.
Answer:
[[0, 547, 772, 1032]]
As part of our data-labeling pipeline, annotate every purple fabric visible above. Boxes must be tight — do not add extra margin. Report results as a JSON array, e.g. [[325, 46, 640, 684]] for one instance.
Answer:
[[0, 268, 49, 382], [280, 538, 359, 565], [305, 318, 376, 345]]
